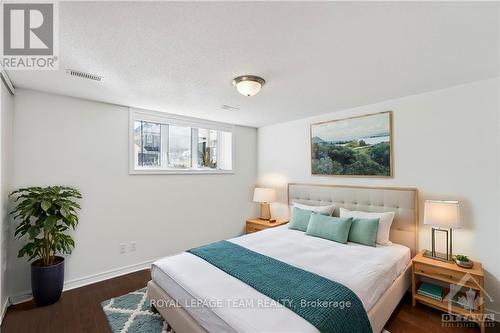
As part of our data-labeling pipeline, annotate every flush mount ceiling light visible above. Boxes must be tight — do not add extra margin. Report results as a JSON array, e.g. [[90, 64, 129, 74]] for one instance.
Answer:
[[232, 75, 265, 97]]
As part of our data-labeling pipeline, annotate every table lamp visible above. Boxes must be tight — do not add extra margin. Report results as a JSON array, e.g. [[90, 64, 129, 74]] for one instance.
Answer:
[[253, 188, 276, 221], [423, 200, 460, 262]]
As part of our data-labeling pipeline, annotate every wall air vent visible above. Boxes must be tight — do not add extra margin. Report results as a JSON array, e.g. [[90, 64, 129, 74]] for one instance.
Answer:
[[66, 69, 103, 82]]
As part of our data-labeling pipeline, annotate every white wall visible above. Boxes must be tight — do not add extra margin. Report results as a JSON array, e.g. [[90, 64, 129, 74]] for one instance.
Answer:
[[258, 78, 500, 313], [0, 81, 14, 316], [6, 79, 500, 315], [8, 89, 258, 297]]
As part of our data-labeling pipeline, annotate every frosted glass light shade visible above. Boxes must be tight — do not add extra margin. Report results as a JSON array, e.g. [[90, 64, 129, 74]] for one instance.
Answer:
[[232, 75, 265, 97], [253, 188, 276, 203], [236, 80, 261, 96], [424, 200, 460, 227]]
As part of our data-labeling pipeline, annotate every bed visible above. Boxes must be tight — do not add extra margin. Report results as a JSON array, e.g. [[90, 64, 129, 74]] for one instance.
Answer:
[[147, 183, 418, 333]]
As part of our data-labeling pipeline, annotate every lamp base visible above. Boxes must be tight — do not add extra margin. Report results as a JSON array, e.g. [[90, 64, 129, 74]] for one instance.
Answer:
[[259, 203, 271, 220], [426, 227, 455, 262], [422, 249, 454, 263]]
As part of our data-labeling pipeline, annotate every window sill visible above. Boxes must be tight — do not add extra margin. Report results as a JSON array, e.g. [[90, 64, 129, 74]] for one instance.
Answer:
[[129, 168, 234, 175]]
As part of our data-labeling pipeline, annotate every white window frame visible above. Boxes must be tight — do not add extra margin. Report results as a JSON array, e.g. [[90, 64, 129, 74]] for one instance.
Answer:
[[129, 108, 235, 175]]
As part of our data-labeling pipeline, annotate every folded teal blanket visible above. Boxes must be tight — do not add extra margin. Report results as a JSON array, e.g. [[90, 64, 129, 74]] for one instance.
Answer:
[[188, 240, 372, 333]]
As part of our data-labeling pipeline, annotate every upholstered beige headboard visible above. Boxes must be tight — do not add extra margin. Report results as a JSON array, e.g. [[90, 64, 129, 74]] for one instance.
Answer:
[[288, 183, 418, 256]]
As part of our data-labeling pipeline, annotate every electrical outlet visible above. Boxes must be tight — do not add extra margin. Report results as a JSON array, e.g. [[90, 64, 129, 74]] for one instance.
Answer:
[[120, 243, 127, 254], [130, 241, 136, 252]]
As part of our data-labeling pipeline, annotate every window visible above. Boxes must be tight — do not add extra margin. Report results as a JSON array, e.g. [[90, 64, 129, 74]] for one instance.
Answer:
[[168, 125, 191, 168], [197, 128, 217, 168], [134, 121, 161, 167], [130, 109, 234, 174]]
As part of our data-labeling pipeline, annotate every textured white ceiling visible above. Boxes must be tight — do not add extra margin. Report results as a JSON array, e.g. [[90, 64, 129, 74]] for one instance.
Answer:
[[7, 1, 499, 127]]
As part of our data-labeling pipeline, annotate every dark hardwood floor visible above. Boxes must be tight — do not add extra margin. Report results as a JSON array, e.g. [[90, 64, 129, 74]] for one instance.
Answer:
[[1, 269, 498, 333], [2, 270, 150, 333], [385, 295, 498, 333]]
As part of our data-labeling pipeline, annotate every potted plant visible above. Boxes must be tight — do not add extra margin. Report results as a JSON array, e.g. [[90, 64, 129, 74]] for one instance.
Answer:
[[10, 186, 82, 306], [454, 254, 473, 269]]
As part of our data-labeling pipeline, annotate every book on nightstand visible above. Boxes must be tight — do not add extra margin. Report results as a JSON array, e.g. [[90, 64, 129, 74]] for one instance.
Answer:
[[417, 282, 444, 301]]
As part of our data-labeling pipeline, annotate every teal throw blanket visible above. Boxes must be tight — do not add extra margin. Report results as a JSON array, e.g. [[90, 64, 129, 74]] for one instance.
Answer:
[[188, 240, 372, 333]]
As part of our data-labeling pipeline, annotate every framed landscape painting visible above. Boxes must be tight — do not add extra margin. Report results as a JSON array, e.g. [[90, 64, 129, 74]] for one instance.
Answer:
[[311, 111, 393, 177]]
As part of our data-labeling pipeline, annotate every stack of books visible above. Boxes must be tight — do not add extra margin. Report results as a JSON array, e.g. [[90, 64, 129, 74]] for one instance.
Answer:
[[417, 282, 444, 301]]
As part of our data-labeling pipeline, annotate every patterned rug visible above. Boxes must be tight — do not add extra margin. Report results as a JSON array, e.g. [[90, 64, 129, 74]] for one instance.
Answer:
[[101, 287, 172, 333]]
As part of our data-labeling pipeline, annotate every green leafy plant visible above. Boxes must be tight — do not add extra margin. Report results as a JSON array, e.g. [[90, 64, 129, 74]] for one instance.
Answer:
[[454, 254, 470, 262], [10, 186, 82, 266]]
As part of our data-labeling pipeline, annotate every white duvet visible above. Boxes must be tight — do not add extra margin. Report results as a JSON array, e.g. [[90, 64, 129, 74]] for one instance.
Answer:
[[152, 226, 410, 333]]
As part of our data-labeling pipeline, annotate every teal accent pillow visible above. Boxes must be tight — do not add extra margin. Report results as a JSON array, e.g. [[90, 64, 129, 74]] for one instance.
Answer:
[[288, 207, 314, 231], [348, 218, 380, 247], [305, 214, 353, 244]]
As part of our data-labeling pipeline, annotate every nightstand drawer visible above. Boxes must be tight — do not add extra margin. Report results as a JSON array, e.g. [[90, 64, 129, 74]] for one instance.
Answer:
[[413, 263, 478, 289], [246, 224, 266, 234], [245, 218, 289, 234]]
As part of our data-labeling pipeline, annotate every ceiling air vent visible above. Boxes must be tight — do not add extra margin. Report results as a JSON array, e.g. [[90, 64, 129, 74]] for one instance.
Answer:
[[66, 69, 103, 82], [221, 105, 240, 111]]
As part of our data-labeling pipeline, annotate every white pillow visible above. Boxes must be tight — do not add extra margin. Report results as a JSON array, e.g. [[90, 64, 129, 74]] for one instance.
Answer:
[[293, 202, 335, 216], [339, 207, 395, 245]]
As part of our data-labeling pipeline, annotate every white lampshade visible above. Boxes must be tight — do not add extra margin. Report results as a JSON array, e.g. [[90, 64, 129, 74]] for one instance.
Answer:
[[253, 188, 276, 203], [424, 200, 460, 227]]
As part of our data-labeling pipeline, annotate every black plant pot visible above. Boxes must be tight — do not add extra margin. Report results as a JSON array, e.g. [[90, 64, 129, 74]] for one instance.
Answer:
[[31, 256, 64, 306]]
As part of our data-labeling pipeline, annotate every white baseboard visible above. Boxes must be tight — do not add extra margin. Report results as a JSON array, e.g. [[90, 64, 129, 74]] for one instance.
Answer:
[[63, 257, 158, 291], [9, 292, 31, 305], [0, 297, 10, 325], [9, 257, 160, 305]]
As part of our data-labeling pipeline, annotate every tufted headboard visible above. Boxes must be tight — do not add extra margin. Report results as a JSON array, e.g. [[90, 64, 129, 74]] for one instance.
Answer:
[[288, 183, 418, 256]]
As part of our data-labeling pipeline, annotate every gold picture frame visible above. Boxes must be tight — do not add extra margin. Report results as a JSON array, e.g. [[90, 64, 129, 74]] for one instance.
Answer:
[[310, 111, 393, 177]]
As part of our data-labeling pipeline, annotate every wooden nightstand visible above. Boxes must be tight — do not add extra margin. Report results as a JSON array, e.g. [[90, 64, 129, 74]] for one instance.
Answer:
[[412, 251, 486, 333], [245, 218, 288, 234]]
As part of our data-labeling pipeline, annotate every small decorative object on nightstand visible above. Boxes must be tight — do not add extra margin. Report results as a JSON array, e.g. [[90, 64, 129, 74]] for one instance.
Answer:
[[454, 254, 474, 269], [246, 218, 288, 234], [412, 251, 486, 333], [253, 188, 276, 220], [423, 200, 460, 262]]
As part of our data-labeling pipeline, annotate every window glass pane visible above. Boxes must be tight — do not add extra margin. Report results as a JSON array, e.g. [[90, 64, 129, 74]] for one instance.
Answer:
[[197, 129, 217, 169], [168, 125, 191, 168], [135, 121, 161, 167], [218, 131, 232, 170]]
